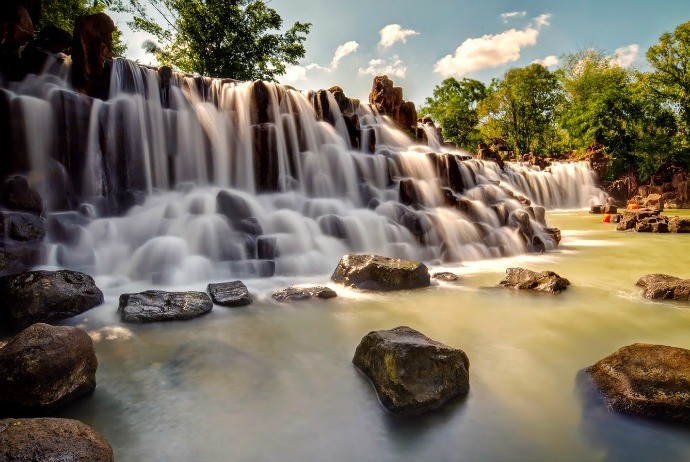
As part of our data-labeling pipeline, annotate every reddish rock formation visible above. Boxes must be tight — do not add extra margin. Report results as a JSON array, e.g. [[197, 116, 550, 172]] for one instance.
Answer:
[[584, 142, 609, 181], [71, 13, 116, 99], [369, 75, 417, 134]]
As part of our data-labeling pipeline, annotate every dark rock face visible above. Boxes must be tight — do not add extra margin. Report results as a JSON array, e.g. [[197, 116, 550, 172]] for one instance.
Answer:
[[0, 270, 103, 331], [0, 324, 97, 415], [272, 286, 337, 302], [587, 343, 690, 423], [1, 176, 42, 214], [636, 274, 690, 301], [353, 326, 470, 416], [71, 13, 116, 99], [208, 281, 252, 307], [0, 211, 45, 241], [0, 243, 42, 278], [500, 267, 570, 294], [331, 254, 430, 291], [432, 272, 460, 282], [119, 290, 213, 323], [0, 418, 113, 461], [590, 205, 604, 214]]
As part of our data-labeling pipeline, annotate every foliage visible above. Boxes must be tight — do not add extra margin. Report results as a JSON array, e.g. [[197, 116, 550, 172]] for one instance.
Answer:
[[419, 78, 486, 150], [122, 0, 311, 80]]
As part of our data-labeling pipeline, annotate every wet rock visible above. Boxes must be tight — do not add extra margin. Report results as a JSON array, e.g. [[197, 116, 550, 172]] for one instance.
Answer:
[[207, 281, 252, 307], [645, 193, 664, 212], [668, 217, 690, 233], [587, 343, 690, 423], [509, 210, 533, 239], [499, 267, 570, 294], [0, 243, 42, 278], [249, 80, 273, 125], [399, 178, 422, 207], [0, 211, 45, 241], [0, 270, 103, 331], [590, 205, 604, 214], [531, 205, 546, 225], [603, 205, 618, 214], [0, 324, 97, 415], [272, 286, 337, 302], [257, 236, 278, 259], [216, 190, 253, 223], [531, 235, 546, 253], [636, 274, 690, 301], [0, 4, 34, 81], [477, 144, 504, 169], [252, 123, 279, 192], [0, 418, 113, 461], [368, 75, 417, 133], [543, 227, 562, 245], [71, 13, 116, 99], [432, 272, 460, 282], [119, 290, 213, 323], [1, 176, 42, 214], [353, 326, 470, 416], [331, 254, 430, 291]]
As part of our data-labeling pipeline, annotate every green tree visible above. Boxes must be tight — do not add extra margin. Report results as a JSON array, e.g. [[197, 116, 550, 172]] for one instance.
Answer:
[[123, 0, 311, 80], [479, 64, 561, 156], [419, 77, 486, 150]]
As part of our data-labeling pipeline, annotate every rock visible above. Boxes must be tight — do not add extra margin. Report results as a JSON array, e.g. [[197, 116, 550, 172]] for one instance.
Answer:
[[331, 254, 430, 291], [0, 211, 45, 242], [603, 205, 618, 214], [636, 274, 690, 301], [207, 281, 252, 307], [543, 227, 562, 245], [590, 205, 604, 214], [477, 144, 504, 169], [645, 193, 664, 212], [353, 326, 470, 416], [119, 290, 213, 323], [1, 176, 42, 214], [0, 243, 42, 278], [0, 4, 34, 81], [0, 324, 97, 414], [668, 217, 690, 233], [35, 25, 73, 54], [500, 267, 570, 294], [368, 75, 417, 133], [272, 286, 337, 302], [432, 272, 460, 282], [71, 13, 116, 99], [0, 270, 103, 331], [587, 343, 690, 423], [0, 418, 113, 461], [216, 190, 254, 223]]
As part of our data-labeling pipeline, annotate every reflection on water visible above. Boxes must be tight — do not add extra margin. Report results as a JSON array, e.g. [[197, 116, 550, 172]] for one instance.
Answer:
[[42, 211, 690, 461]]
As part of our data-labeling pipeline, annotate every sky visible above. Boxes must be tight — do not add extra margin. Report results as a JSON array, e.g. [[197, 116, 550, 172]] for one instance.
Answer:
[[116, 0, 690, 106]]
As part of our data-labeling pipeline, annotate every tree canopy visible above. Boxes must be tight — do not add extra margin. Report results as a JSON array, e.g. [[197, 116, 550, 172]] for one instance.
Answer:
[[123, 0, 311, 80]]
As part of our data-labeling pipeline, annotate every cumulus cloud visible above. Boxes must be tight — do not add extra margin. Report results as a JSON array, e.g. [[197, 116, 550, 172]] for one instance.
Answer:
[[533, 55, 560, 67], [281, 41, 360, 83], [612, 44, 639, 67], [534, 14, 552, 28], [501, 11, 526, 23], [331, 41, 360, 69], [359, 56, 407, 79], [379, 24, 420, 48]]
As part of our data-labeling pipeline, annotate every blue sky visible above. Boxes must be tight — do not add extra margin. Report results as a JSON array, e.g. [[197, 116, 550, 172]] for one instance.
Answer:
[[117, 0, 690, 105]]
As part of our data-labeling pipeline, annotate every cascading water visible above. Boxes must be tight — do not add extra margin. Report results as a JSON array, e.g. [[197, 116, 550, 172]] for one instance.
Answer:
[[3, 57, 607, 284]]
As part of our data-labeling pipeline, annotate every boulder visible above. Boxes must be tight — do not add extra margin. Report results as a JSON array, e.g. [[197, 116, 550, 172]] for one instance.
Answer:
[[1, 176, 42, 214], [543, 227, 562, 245], [0, 211, 45, 242], [0, 243, 42, 278], [590, 205, 604, 214], [353, 326, 470, 416], [0, 270, 103, 331], [272, 286, 337, 302], [207, 281, 252, 307], [432, 272, 460, 282], [0, 418, 113, 461], [499, 267, 570, 294], [636, 274, 690, 301], [331, 254, 430, 291], [71, 13, 116, 99], [587, 343, 690, 423], [119, 290, 213, 323], [603, 205, 618, 214], [668, 217, 690, 233], [0, 324, 97, 414], [645, 193, 664, 212]]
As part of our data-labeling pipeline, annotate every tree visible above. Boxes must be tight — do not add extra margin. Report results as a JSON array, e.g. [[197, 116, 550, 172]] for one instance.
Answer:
[[123, 0, 311, 80], [480, 64, 561, 156], [419, 77, 486, 150]]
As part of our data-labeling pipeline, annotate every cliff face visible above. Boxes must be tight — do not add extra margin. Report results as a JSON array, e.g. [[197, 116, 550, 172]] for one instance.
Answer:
[[368, 75, 417, 135]]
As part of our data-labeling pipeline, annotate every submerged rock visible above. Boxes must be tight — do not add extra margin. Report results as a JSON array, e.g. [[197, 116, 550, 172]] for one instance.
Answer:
[[432, 272, 460, 282], [0, 324, 97, 415], [0, 418, 113, 461], [587, 343, 690, 423], [636, 274, 690, 301], [272, 286, 337, 302], [353, 326, 470, 416], [0, 270, 104, 331], [499, 267, 570, 294], [119, 290, 213, 323], [331, 254, 430, 291], [208, 281, 252, 307]]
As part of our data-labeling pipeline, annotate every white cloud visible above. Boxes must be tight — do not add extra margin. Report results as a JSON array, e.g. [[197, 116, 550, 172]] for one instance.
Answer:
[[281, 65, 308, 83], [533, 55, 560, 67], [434, 26, 541, 77], [331, 41, 359, 69], [358, 56, 407, 79], [379, 24, 420, 48], [501, 11, 526, 23], [534, 14, 552, 28], [612, 44, 639, 67]]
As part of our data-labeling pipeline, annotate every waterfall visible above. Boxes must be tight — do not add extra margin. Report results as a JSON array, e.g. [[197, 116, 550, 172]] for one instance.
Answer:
[[1, 57, 607, 284]]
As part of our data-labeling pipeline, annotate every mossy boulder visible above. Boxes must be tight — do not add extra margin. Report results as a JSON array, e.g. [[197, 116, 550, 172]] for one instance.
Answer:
[[499, 267, 570, 294], [353, 326, 470, 416], [636, 274, 690, 301], [587, 343, 690, 423], [331, 254, 430, 291]]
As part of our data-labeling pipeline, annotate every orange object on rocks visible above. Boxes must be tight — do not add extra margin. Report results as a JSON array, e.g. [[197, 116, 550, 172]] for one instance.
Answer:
[[603, 214, 611, 223], [627, 203, 639, 210]]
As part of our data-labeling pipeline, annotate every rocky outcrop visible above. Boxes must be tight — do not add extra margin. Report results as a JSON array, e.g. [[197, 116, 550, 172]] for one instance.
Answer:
[[119, 290, 213, 323], [585, 142, 609, 181], [668, 216, 690, 233], [636, 274, 690, 301], [353, 326, 470, 416], [272, 286, 337, 302], [331, 254, 430, 291], [499, 267, 570, 294], [71, 13, 116, 99], [0, 418, 113, 461], [432, 272, 460, 282], [616, 208, 690, 234], [369, 75, 417, 134], [1, 175, 42, 214], [208, 281, 252, 307], [477, 143, 504, 169], [587, 343, 690, 423], [0, 324, 97, 415], [0, 3, 35, 81], [0, 270, 103, 331]]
